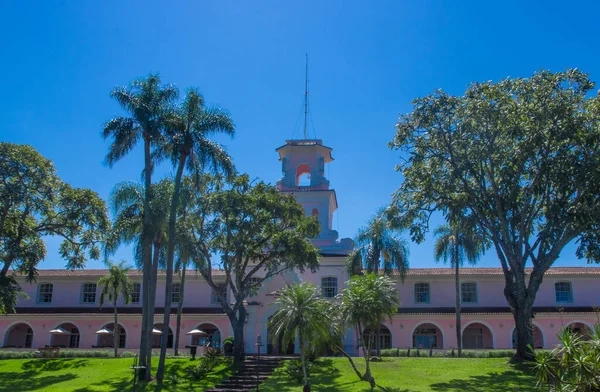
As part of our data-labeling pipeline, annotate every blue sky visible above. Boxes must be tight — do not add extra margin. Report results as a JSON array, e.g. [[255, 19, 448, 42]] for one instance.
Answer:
[[1, 1, 599, 270]]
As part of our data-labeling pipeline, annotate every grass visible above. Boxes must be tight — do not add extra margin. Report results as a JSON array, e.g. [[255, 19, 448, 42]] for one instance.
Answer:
[[260, 357, 537, 392], [0, 357, 233, 391]]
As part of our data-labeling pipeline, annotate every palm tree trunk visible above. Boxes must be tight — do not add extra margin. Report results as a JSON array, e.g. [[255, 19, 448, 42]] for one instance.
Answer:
[[146, 241, 160, 368], [139, 137, 154, 381], [454, 228, 462, 358], [114, 295, 119, 358], [157, 154, 187, 382], [174, 262, 187, 356], [299, 333, 309, 392]]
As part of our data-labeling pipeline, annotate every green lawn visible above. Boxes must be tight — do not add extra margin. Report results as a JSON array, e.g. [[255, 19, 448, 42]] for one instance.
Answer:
[[260, 357, 537, 392], [0, 357, 233, 391]]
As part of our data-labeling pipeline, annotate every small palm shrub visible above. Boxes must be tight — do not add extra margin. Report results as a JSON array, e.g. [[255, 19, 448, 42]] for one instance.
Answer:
[[532, 323, 600, 391], [186, 352, 224, 382], [283, 359, 312, 384], [204, 347, 223, 360]]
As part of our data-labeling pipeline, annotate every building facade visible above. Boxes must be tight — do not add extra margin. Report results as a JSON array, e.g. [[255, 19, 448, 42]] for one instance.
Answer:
[[2, 139, 600, 354]]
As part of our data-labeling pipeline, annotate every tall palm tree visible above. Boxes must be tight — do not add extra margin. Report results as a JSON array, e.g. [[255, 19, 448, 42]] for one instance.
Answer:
[[156, 89, 235, 381], [102, 74, 178, 380], [106, 179, 172, 368], [333, 274, 399, 390], [269, 283, 331, 392], [98, 260, 133, 358], [346, 208, 409, 355], [433, 222, 483, 357]]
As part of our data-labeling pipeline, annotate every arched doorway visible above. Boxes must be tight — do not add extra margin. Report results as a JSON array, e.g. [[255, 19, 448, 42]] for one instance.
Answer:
[[190, 323, 222, 349], [412, 323, 443, 349], [463, 322, 494, 349], [362, 324, 392, 350], [3, 323, 34, 348], [512, 324, 544, 348], [153, 324, 173, 348], [96, 323, 126, 348], [566, 322, 592, 340], [50, 322, 80, 348]]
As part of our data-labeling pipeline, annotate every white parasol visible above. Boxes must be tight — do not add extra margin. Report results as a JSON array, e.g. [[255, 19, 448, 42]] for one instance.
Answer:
[[95, 328, 112, 335], [49, 327, 71, 335], [186, 329, 207, 335]]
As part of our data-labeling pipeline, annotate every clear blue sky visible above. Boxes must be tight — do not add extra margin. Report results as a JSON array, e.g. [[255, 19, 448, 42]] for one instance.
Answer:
[[1, 1, 599, 270]]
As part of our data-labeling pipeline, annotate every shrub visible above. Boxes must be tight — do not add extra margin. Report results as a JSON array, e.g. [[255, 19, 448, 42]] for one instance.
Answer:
[[283, 359, 311, 384], [0, 350, 136, 360], [223, 336, 234, 346], [204, 347, 223, 360], [532, 324, 600, 391], [185, 354, 226, 382], [379, 348, 517, 358], [167, 370, 180, 385]]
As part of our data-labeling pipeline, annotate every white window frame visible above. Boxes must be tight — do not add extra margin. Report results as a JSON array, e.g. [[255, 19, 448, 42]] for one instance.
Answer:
[[555, 281, 573, 304], [131, 283, 141, 304], [321, 276, 338, 298], [81, 283, 97, 304], [461, 282, 478, 304], [171, 283, 181, 303], [37, 283, 54, 303], [414, 282, 431, 304]]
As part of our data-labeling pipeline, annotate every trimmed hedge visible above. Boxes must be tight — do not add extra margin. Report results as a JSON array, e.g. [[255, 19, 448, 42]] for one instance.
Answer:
[[379, 348, 518, 358], [0, 350, 137, 360]]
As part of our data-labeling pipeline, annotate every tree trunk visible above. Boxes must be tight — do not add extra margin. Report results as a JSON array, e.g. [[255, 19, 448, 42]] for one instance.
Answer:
[[454, 235, 462, 358], [376, 323, 381, 357], [156, 154, 186, 382], [231, 307, 246, 366], [145, 242, 160, 373], [512, 299, 534, 361], [139, 137, 154, 381], [174, 262, 187, 356], [299, 333, 310, 391], [114, 295, 119, 358]]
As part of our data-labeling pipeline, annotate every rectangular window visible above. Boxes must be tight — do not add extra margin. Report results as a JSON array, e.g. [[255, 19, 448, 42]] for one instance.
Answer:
[[171, 283, 181, 303], [414, 283, 430, 304], [461, 282, 478, 303], [131, 283, 141, 304], [555, 282, 573, 303], [321, 277, 338, 298], [37, 283, 53, 303], [211, 285, 227, 305], [82, 283, 97, 304]]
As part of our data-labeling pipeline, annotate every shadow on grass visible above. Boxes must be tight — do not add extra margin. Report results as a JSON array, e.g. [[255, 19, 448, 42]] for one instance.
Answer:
[[21, 358, 89, 372], [429, 363, 536, 392], [0, 371, 79, 392], [71, 359, 234, 392], [263, 358, 343, 392]]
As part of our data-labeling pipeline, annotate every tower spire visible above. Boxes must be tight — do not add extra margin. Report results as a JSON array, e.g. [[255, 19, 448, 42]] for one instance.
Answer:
[[303, 54, 309, 139]]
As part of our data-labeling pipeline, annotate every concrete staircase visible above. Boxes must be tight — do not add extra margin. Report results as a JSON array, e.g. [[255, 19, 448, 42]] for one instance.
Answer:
[[206, 356, 289, 392]]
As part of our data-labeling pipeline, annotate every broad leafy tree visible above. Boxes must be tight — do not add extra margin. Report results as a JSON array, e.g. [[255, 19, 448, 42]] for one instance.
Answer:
[[269, 282, 331, 392], [331, 274, 399, 390], [346, 208, 409, 356], [98, 260, 133, 358], [388, 69, 600, 360], [194, 175, 320, 365], [0, 143, 108, 313], [102, 74, 178, 379], [156, 89, 235, 381], [433, 221, 484, 357]]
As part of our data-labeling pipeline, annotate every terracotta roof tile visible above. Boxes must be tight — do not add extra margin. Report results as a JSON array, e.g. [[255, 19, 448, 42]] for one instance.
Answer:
[[391, 267, 600, 276], [13, 269, 226, 277]]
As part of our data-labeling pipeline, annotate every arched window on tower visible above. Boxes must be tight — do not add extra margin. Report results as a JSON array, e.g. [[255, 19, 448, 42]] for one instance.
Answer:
[[296, 164, 311, 186], [312, 208, 319, 221]]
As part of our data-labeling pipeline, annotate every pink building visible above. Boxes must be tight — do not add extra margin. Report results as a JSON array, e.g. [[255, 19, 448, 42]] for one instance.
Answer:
[[2, 139, 599, 355]]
